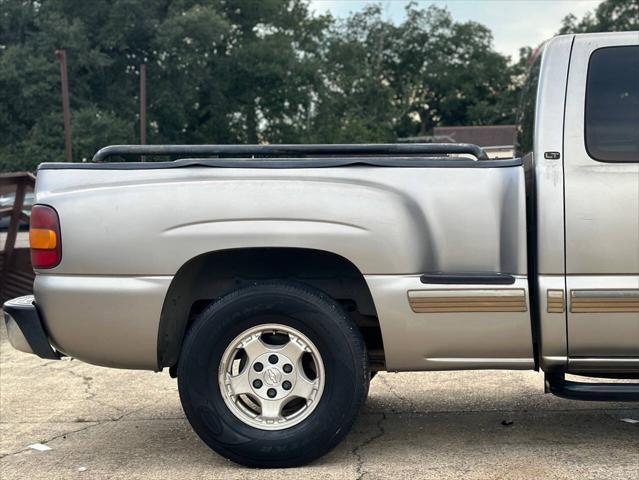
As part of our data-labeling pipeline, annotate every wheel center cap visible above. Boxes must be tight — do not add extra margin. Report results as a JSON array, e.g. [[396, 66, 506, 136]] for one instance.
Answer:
[[263, 367, 282, 386]]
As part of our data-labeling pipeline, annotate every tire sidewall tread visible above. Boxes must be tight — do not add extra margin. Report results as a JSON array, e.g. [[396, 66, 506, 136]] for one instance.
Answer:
[[177, 281, 369, 468]]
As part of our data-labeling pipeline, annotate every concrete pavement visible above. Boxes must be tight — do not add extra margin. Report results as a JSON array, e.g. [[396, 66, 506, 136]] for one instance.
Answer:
[[1, 324, 637, 479]]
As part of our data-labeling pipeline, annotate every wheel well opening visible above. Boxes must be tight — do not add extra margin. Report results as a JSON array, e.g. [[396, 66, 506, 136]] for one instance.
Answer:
[[158, 248, 385, 372]]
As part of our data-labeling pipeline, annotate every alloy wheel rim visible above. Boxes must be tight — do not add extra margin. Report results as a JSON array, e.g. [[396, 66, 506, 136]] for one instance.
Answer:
[[218, 323, 325, 430]]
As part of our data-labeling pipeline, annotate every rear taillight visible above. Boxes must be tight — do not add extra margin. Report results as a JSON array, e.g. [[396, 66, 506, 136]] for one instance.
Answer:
[[30, 205, 61, 269]]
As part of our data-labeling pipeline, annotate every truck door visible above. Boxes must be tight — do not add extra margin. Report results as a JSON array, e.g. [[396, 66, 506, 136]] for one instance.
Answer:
[[563, 33, 639, 368]]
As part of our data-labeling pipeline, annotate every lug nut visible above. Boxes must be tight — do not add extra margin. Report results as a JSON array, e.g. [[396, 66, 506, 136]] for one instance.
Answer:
[[253, 379, 263, 389], [253, 362, 263, 372], [283, 363, 293, 373], [282, 380, 292, 390], [268, 354, 278, 364], [267, 388, 277, 398]]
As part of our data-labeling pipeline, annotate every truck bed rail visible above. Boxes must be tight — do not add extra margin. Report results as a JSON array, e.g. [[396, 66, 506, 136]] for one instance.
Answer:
[[92, 143, 489, 163]]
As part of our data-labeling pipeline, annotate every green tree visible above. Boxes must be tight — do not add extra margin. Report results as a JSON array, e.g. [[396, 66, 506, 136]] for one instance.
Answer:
[[309, 4, 520, 142], [390, 5, 517, 136], [0, 0, 541, 172], [0, 0, 327, 170], [559, 0, 639, 34], [308, 5, 399, 143], [219, 0, 329, 143]]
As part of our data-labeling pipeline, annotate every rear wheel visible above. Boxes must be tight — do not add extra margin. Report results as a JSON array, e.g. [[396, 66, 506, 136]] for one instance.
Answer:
[[177, 282, 369, 467]]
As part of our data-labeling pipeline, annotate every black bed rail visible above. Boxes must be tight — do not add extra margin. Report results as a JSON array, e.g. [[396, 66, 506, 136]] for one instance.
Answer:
[[91, 143, 488, 163]]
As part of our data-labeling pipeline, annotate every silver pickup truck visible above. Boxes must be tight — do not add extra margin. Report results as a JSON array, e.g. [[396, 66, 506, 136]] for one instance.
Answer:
[[3, 32, 639, 467]]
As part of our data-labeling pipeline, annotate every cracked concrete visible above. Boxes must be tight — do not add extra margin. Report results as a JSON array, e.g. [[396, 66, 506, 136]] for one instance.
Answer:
[[352, 413, 386, 480], [377, 374, 419, 413], [1, 323, 638, 479]]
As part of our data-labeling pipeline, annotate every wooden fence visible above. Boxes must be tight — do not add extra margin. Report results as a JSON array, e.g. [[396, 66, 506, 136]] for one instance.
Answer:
[[0, 172, 35, 301]]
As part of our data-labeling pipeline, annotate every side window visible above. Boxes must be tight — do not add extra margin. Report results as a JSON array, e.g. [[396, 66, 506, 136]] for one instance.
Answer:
[[516, 50, 543, 157], [585, 46, 639, 162]]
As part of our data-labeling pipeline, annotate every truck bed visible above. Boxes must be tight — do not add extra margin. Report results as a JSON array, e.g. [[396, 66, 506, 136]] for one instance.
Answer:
[[32, 144, 532, 371]]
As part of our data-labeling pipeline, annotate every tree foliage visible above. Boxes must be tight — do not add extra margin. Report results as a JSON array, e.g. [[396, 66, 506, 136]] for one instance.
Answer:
[[559, 0, 639, 34], [1, 0, 332, 168], [0, 0, 611, 171], [307, 5, 527, 143]]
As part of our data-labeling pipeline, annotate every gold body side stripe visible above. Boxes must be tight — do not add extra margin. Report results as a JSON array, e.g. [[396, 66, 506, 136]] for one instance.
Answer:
[[547, 289, 565, 313], [570, 289, 639, 313], [408, 289, 527, 313]]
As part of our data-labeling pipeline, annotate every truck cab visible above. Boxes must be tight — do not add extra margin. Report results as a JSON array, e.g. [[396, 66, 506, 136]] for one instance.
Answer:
[[531, 32, 639, 373]]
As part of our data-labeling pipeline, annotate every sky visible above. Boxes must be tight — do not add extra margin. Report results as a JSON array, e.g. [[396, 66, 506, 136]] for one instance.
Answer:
[[310, 0, 603, 59]]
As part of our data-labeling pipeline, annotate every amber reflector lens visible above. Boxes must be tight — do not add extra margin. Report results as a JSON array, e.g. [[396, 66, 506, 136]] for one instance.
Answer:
[[30, 205, 61, 269], [30, 228, 57, 249]]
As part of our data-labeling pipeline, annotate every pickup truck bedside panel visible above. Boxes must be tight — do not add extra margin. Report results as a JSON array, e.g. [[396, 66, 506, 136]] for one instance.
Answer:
[[33, 163, 528, 371], [365, 275, 535, 371], [34, 275, 171, 370], [34, 166, 527, 277]]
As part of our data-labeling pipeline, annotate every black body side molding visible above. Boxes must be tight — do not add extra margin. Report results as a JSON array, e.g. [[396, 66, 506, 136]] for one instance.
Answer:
[[420, 272, 516, 285]]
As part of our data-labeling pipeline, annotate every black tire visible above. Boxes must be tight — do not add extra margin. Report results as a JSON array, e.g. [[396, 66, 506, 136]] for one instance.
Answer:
[[177, 281, 369, 468]]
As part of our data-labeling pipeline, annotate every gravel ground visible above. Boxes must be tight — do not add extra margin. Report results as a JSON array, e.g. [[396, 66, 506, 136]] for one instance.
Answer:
[[1, 324, 637, 480]]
